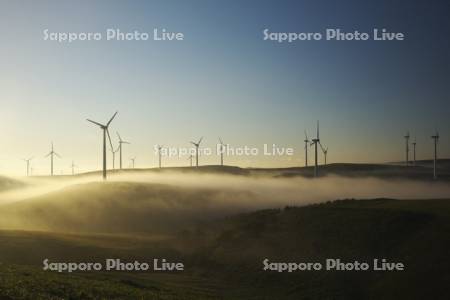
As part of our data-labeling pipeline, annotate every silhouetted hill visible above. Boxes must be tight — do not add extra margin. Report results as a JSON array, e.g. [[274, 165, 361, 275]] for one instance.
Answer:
[[44, 160, 450, 181], [0, 199, 449, 299]]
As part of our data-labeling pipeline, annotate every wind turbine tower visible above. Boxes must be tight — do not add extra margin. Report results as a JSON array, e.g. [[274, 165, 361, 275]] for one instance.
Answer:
[[87, 112, 117, 180], [45, 143, 61, 176], [188, 154, 193, 167], [23, 157, 33, 177], [404, 131, 410, 166], [412, 137, 417, 166], [130, 157, 136, 169], [190, 137, 203, 167], [218, 137, 225, 166], [112, 145, 120, 170], [70, 161, 77, 175], [116, 132, 130, 170], [431, 131, 439, 180], [304, 131, 310, 167], [310, 121, 320, 177]]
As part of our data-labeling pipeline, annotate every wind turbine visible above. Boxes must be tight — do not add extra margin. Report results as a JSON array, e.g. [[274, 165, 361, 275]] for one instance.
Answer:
[[116, 132, 130, 170], [188, 154, 193, 167], [157, 145, 164, 168], [190, 137, 203, 167], [404, 131, 410, 166], [218, 137, 226, 166], [320, 143, 328, 165], [431, 130, 439, 180], [412, 137, 417, 166], [304, 131, 310, 167], [111, 144, 120, 170], [86, 112, 117, 180], [310, 121, 320, 177], [130, 157, 136, 169], [23, 157, 33, 176], [45, 142, 61, 176], [70, 161, 77, 175]]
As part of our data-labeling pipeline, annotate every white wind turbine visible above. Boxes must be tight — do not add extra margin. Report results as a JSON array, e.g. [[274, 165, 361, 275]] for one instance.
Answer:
[[157, 145, 164, 168], [310, 121, 320, 177], [320, 143, 328, 165], [130, 157, 136, 169], [86, 112, 117, 180], [404, 131, 410, 166], [111, 144, 120, 170], [304, 131, 310, 167], [23, 156, 33, 177], [190, 137, 203, 167], [45, 142, 61, 176], [218, 137, 226, 166], [116, 132, 130, 170], [70, 161, 78, 175]]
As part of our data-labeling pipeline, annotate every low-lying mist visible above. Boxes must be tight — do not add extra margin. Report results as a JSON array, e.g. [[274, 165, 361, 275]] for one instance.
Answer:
[[0, 171, 449, 235]]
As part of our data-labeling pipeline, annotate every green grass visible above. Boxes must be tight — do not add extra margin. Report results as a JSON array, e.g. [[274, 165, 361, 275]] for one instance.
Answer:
[[0, 264, 223, 300]]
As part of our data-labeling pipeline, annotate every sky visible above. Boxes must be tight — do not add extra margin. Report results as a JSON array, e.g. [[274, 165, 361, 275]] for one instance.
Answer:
[[0, 0, 449, 176]]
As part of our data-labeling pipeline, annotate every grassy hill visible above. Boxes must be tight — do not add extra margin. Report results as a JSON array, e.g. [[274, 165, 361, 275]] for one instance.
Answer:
[[0, 199, 449, 299]]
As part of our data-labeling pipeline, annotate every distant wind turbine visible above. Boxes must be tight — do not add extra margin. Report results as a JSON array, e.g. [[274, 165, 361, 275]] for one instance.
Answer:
[[412, 137, 417, 166], [304, 131, 310, 167], [404, 131, 410, 166], [188, 154, 193, 167], [130, 157, 136, 169], [157, 145, 164, 168], [190, 137, 203, 167], [45, 142, 61, 176], [116, 132, 130, 170], [218, 137, 226, 166], [70, 161, 77, 175], [431, 130, 439, 180], [310, 121, 320, 177], [86, 111, 118, 180], [23, 157, 33, 177], [111, 144, 120, 170]]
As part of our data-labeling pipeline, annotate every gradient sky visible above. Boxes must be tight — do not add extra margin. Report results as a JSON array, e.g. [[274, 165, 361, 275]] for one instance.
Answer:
[[0, 0, 449, 176]]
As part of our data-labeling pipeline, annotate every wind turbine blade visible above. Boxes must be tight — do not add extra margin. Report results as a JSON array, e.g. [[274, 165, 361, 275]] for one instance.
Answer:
[[45, 152, 52, 158], [198, 137, 203, 144], [116, 131, 123, 142], [87, 119, 105, 127], [219, 137, 223, 144], [304, 130, 308, 140], [107, 111, 118, 127], [190, 141, 196, 146], [319, 142, 326, 153], [54, 152, 62, 158], [106, 129, 114, 151]]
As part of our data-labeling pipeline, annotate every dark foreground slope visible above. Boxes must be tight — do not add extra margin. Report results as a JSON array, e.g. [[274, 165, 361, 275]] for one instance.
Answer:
[[0, 199, 449, 299]]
